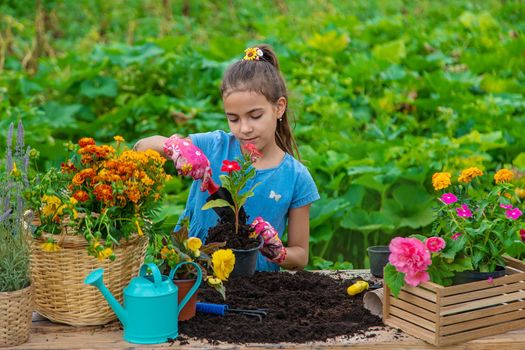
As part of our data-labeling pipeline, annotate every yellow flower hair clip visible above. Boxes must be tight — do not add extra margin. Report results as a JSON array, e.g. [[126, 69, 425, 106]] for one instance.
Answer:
[[243, 47, 263, 61]]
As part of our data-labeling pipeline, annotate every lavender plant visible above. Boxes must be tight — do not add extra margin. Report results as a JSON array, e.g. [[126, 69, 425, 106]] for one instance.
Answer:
[[0, 122, 32, 292]]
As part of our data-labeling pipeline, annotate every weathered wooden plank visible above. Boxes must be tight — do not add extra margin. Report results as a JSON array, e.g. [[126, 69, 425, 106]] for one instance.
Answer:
[[441, 282, 525, 306], [441, 300, 525, 325]]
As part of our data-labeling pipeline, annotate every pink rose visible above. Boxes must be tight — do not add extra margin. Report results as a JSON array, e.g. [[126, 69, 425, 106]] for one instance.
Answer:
[[389, 237, 431, 277], [425, 237, 446, 252], [451, 232, 462, 241]]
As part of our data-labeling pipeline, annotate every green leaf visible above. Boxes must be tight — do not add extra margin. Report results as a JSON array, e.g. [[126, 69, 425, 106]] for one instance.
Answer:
[[201, 199, 233, 211], [80, 76, 118, 98], [372, 39, 406, 64], [384, 264, 405, 298]]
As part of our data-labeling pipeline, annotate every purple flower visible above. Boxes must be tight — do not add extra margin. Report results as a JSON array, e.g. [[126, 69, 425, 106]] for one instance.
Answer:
[[440, 193, 458, 205], [456, 204, 473, 218], [451, 232, 462, 241], [500, 203, 513, 209], [505, 208, 522, 220]]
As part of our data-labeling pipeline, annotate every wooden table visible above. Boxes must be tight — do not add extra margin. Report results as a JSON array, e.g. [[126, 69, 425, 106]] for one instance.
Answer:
[[9, 270, 525, 349]]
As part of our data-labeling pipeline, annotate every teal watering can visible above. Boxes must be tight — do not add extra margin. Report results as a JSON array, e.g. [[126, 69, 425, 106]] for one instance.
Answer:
[[84, 262, 202, 344]]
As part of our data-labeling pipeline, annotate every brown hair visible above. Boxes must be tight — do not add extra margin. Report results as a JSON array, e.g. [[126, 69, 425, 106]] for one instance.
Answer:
[[220, 44, 300, 159]]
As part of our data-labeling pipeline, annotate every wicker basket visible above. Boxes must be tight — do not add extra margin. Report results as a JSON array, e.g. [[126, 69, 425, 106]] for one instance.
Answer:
[[0, 285, 33, 348], [30, 233, 148, 326]]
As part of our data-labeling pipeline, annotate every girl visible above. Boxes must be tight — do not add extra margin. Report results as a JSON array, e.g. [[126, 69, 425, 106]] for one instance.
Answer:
[[135, 44, 319, 271]]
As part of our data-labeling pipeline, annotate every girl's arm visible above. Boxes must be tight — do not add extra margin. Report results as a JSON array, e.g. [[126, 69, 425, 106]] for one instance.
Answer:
[[133, 135, 169, 154], [279, 204, 311, 270]]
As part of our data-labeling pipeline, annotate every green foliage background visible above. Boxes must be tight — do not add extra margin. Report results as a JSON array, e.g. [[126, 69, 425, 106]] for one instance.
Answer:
[[1, 0, 524, 269]]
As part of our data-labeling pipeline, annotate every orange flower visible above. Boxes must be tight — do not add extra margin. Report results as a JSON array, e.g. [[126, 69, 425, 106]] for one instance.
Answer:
[[78, 137, 95, 148], [93, 184, 113, 202], [114, 135, 125, 143], [458, 167, 483, 183], [73, 190, 90, 202], [432, 172, 451, 190], [494, 169, 513, 184], [516, 188, 525, 199]]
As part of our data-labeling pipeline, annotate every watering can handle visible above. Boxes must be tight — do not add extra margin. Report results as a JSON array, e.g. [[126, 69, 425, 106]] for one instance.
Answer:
[[139, 263, 163, 288], [169, 261, 202, 311]]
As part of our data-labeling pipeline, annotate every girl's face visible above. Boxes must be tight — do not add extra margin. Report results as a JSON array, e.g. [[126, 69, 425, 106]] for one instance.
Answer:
[[223, 90, 286, 155]]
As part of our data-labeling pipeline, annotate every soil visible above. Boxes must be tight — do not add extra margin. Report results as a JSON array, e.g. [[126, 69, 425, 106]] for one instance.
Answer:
[[179, 270, 383, 344], [206, 218, 260, 250]]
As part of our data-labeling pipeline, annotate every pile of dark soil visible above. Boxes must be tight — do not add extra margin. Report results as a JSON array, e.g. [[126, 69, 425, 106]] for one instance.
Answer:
[[206, 218, 260, 250], [179, 270, 383, 344]]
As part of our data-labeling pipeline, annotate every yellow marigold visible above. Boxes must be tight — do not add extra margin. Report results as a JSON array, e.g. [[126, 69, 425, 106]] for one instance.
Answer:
[[160, 246, 175, 259], [97, 247, 114, 261], [432, 172, 452, 190], [207, 277, 223, 286], [494, 169, 513, 184], [458, 167, 483, 183], [516, 188, 525, 199], [212, 249, 235, 281], [114, 135, 125, 143], [41, 195, 62, 217], [41, 241, 60, 252], [135, 220, 144, 236]]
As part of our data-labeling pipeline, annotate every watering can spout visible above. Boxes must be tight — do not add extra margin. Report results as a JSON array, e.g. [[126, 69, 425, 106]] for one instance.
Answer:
[[84, 268, 128, 326]]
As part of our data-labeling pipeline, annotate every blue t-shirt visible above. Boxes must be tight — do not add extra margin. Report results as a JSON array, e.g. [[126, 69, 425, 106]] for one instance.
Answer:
[[176, 130, 320, 271]]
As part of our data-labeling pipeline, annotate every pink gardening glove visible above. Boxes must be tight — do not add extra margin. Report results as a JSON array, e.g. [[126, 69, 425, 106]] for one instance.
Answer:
[[250, 217, 287, 264], [163, 136, 219, 194]]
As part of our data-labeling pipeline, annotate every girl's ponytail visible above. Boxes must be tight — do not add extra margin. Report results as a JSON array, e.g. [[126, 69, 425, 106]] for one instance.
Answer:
[[221, 44, 301, 160]]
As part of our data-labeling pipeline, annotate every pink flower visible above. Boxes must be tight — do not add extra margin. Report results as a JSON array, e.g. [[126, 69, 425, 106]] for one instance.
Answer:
[[520, 229, 525, 242], [440, 193, 458, 205], [487, 277, 494, 284], [389, 237, 431, 276], [425, 237, 446, 252], [505, 208, 522, 220], [456, 204, 472, 218], [404, 270, 430, 286], [500, 203, 513, 209], [451, 232, 462, 241]]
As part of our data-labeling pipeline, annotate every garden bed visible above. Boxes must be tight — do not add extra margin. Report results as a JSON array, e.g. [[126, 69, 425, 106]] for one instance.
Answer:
[[179, 270, 384, 344]]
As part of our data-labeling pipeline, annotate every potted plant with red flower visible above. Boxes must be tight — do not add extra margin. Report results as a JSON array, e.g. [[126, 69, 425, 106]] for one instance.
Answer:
[[202, 143, 264, 277]]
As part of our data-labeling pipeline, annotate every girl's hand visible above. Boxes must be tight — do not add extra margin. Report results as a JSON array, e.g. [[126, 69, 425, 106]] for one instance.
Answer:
[[163, 135, 218, 193], [250, 217, 286, 264]]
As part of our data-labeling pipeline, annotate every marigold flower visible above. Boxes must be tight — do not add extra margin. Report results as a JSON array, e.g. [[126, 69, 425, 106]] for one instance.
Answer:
[[97, 247, 114, 261], [78, 137, 96, 148], [41, 241, 60, 252], [41, 195, 62, 217], [114, 135, 125, 143], [432, 172, 451, 190], [516, 188, 525, 199], [494, 169, 513, 184], [161, 246, 176, 259], [458, 167, 483, 183], [93, 184, 113, 202], [212, 249, 235, 281]]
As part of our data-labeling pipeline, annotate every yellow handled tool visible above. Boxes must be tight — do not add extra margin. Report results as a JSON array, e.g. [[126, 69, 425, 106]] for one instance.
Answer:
[[347, 280, 369, 296]]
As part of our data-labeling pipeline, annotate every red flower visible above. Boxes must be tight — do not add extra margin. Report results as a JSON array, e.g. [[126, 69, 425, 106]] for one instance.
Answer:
[[221, 160, 241, 173], [243, 143, 262, 160], [520, 229, 525, 242]]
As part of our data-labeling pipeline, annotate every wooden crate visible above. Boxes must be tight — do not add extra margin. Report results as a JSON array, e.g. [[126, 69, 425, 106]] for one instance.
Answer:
[[383, 256, 525, 346]]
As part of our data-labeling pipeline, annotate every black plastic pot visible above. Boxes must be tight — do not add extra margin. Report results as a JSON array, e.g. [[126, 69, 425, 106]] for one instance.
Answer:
[[367, 245, 390, 278], [230, 236, 264, 278], [452, 265, 506, 285]]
